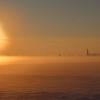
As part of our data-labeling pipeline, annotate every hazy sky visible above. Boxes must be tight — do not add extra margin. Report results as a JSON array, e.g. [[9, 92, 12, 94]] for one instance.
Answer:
[[0, 0, 100, 56]]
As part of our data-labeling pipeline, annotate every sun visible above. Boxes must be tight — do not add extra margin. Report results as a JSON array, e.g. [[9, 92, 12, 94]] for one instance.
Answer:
[[0, 23, 8, 51]]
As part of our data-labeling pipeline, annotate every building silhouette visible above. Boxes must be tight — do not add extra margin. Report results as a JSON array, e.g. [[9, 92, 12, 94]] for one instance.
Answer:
[[86, 49, 100, 56]]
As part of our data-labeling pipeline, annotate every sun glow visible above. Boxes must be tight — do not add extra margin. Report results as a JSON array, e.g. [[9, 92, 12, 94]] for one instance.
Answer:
[[0, 56, 18, 65], [0, 23, 8, 51]]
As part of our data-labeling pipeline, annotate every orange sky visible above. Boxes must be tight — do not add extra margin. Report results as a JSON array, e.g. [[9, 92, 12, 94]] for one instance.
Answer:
[[0, 0, 100, 56]]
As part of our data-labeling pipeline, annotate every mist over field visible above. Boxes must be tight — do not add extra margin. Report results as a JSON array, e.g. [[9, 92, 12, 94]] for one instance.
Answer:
[[0, 56, 100, 100]]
